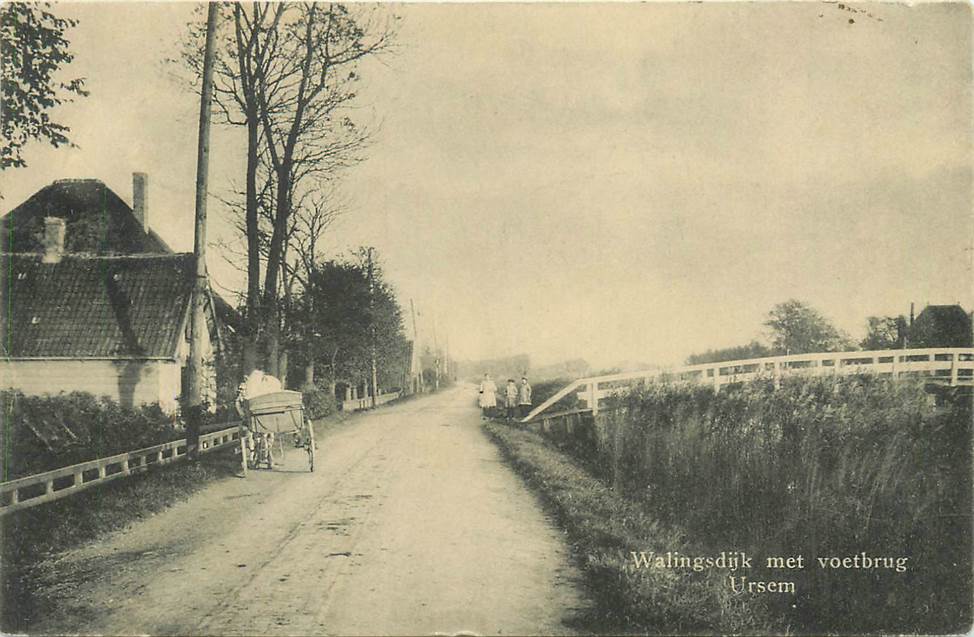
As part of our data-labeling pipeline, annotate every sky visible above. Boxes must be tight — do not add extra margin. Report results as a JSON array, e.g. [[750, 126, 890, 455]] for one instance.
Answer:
[[2, 1, 971, 369]]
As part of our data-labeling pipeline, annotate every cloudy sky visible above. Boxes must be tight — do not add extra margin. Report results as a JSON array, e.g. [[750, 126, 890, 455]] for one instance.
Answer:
[[2, 2, 971, 369]]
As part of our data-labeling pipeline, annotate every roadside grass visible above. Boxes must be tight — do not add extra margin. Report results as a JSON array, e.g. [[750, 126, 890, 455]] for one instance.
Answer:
[[0, 450, 240, 631], [0, 411, 353, 633], [488, 378, 973, 635], [482, 420, 778, 635]]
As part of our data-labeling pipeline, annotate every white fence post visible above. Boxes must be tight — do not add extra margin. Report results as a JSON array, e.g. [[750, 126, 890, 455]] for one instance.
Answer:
[[590, 381, 599, 415]]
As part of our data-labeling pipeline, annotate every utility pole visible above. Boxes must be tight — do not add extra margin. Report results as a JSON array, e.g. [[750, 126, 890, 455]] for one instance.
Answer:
[[186, 2, 218, 456], [432, 314, 440, 391], [367, 247, 378, 407], [410, 298, 423, 393], [187, 3, 218, 409]]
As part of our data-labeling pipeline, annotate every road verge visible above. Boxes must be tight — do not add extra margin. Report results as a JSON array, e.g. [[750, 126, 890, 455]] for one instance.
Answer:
[[0, 411, 354, 632], [481, 420, 776, 634]]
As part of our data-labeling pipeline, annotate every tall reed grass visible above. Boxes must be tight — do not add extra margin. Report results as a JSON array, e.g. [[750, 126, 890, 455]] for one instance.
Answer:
[[561, 375, 970, 633]]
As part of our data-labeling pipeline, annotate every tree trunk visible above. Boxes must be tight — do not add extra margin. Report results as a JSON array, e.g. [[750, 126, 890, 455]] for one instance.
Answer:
[[243, 112, 261, 375], [278, 349, 288, 388], [236, 3, 263, 377], [304, 361, 315, 386], [266, 312, 280, 378], [242, 338, 258, 376], [260, 167, 291, 381]]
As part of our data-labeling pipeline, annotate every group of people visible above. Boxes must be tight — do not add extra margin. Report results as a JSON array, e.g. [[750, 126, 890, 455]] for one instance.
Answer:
[[478, 373, 532, 421]]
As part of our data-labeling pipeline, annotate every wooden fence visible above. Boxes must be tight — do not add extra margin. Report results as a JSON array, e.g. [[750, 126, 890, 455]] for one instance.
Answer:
[[523, 347, 974, 421], [0, 422, 241, 517], [342, 389, 402, 412]]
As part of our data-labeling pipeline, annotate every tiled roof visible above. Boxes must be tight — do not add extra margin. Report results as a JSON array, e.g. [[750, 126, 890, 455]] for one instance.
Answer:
[[1, 179, 171, 255], [2, 253, 195, 359]]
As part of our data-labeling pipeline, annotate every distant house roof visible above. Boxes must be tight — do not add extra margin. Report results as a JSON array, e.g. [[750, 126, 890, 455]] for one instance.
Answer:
[[1, 179, 171, 255], [910, 304, 973, 348], [1, 253, 196, 359]]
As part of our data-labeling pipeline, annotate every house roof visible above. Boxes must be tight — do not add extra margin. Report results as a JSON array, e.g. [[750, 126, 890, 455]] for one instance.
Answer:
[[2, 178, 244, 342], [1, 253, 195, 359], [1, 179, 172, 255]]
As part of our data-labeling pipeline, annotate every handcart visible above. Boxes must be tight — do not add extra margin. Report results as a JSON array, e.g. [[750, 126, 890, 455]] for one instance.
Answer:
[[238, 390, 316, 474]]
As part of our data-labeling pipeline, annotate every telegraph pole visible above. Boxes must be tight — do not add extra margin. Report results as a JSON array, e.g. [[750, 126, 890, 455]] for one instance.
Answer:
[[188, 3, 218, 407], [410, 298, 423, 393], [186, 2, 218, 455], [367, 247, 378, 407], [432, 314, 440, 391]]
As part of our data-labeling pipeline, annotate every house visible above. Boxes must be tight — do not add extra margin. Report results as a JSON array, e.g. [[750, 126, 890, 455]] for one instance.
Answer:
[[909, 304, 973, 348], [1, 174, 171, 255], [0, 175, 227, 412]]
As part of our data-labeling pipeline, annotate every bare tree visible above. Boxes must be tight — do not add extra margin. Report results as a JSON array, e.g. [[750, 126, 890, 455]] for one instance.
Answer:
[[253, 4, 393, 377], [176, 3, 396, 379]]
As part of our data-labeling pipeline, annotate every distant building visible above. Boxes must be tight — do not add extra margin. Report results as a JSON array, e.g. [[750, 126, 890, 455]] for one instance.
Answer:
[[909, 304, 973, 348], [0, 175, 232, 411]]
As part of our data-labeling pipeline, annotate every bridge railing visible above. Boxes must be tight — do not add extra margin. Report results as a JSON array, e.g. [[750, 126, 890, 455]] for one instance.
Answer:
[[0, 423, 241, 517], [522, 347, 974, 422]]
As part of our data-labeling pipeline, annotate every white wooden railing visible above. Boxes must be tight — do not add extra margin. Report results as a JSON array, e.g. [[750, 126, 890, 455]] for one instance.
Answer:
[[342, 389, 402, 412], [522, 347, 974, 422], [0, 423, 242, 517]]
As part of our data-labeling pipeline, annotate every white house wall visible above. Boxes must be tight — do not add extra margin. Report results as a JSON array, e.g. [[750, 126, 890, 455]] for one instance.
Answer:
[[0, 359, 183, 413]]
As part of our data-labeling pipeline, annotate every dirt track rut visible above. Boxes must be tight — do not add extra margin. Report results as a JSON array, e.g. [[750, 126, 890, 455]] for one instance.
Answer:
[[30, 387, 590, 636]]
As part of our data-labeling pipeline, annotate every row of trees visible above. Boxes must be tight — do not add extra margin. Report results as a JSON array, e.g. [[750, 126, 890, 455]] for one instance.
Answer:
[[175, 4, 405, 394], [686, 299, 946, 365], [289, 249, 409, 392]]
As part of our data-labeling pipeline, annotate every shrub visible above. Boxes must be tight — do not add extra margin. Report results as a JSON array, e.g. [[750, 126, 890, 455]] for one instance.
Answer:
[[301, 383, 338, 420], [0, 390, 180, 480]]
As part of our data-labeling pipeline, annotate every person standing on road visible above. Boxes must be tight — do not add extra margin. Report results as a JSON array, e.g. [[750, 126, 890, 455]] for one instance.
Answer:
[[518, 376, 532, 420], [505, 379, 518, 421], [479, 373, 497, 420]]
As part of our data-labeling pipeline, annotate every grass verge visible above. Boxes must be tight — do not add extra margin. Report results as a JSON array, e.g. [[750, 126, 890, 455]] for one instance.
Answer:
[[482, 420, 778, 635], [0, 451, 239, 631], [0, 411, 351, 632]]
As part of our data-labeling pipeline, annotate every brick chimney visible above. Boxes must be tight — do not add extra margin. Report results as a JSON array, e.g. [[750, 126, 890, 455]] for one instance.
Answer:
[[42, 217, 66, 263], [133, 172, 148, 233]]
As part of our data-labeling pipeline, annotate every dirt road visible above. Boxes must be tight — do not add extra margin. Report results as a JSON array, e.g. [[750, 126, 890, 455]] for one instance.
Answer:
[[31, 387, 590, 636]]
